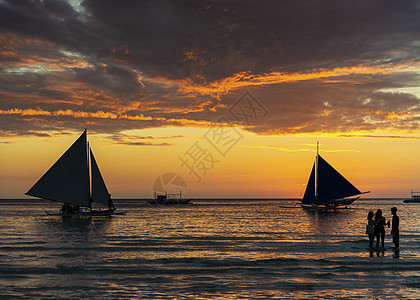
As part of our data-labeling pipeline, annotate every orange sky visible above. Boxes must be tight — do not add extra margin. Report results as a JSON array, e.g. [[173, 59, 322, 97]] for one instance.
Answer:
[[2, 127, 420, 199], [2, 1, 420, 199]]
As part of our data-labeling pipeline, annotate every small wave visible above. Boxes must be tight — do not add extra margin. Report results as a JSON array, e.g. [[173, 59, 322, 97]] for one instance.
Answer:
[[158, 257, 300, 267]]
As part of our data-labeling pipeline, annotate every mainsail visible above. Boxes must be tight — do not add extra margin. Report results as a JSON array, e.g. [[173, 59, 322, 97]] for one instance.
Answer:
[[317, 155, 361, 203], [302, 164, 316, 205], [302, 154, 362, 205], [26, 131, 90, 206], [90, 149, 110, 206], [26, 130, 111, 208]]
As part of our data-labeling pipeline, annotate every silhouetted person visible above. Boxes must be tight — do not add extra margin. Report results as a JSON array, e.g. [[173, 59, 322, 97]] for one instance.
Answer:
[[374, 209, 388, 248], [391, 207, 399, 248], [108, 194, 115, 210], [60, 203, 67, 214], [366, 211, 375, 248]]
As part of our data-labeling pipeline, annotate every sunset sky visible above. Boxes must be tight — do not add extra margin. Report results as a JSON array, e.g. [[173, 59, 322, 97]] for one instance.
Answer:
[[1, 0, 420, 199]]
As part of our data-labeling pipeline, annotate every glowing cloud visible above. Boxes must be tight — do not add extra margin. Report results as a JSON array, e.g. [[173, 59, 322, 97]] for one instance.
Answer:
[[177, 64, 420, 98]]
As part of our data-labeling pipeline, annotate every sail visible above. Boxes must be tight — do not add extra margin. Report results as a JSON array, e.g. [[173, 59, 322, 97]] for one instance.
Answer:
[[302, 163, 316, 204], [90, 149, 110, 206], [26, 131, 90, 206], [316, 155, 361, 203]]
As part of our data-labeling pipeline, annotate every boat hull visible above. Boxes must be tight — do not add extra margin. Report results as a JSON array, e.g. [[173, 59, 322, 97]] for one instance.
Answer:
[[403, 199, 420, 203], [46, 208, 126, 216], [332, 197, 359, 206], [301, 196, 360, 210], [301, 204, 349, 211]]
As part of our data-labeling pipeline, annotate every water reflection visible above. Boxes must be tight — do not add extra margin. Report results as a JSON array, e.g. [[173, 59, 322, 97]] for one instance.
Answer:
[[302, 209, 356, 235], [393, 247, 400, 259], [369, 248, 385, 257], [36, 216, 113, 238], [0, 199, 418, 299], [368, 247, 400, 258], [34, 216, 114, 263]]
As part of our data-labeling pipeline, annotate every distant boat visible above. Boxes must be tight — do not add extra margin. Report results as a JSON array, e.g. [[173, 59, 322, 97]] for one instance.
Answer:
[[301, 142, 370, 210], [26, 130, 123, 216], [148, 190, 192, 205], [403, 190, 420, 203]]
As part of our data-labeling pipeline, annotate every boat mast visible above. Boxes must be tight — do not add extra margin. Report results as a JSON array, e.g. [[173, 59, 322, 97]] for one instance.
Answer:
[[86, 129, 92, 210], [315, 141, 319, 201]]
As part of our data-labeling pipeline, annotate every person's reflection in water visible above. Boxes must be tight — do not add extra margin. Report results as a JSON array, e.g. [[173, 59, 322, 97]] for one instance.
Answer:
[[368, 247, 399, 258], [375, 249, 385, 257], [368, 248, 385, 257], [393, 247, 400, 259]]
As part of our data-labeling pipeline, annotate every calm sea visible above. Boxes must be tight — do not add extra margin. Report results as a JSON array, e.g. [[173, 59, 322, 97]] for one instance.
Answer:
[[0, 199, 419, 299]]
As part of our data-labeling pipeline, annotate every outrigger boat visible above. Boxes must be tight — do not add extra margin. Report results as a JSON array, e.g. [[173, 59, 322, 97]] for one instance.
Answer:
[[300, 142, 370, 210], [26, 129, 123, 216], [148, 190, 192, 205], [403, 190, 420, 203]]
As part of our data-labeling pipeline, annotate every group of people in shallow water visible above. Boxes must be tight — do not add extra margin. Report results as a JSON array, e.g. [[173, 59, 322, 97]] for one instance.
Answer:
[[59, 203, 81, 215], [58, 195, 115, 215], [366, 207, 399, 249]]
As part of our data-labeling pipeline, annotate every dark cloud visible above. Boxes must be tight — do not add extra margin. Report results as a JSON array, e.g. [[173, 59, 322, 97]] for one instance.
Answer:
[[110, 141, 173, 146], [108, 133, 183, 146], [1, 0, 420, 137], [3, 0, 420, 80], [209, 69, 420, 134], [338, 134, 420, 139], [72, 62, 143, 95], [85, 0, 420, 80]]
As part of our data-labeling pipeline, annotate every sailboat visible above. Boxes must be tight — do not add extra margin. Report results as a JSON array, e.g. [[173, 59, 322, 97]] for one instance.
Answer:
[[301, 143, 369, 210], [26, 129, 121, 216]]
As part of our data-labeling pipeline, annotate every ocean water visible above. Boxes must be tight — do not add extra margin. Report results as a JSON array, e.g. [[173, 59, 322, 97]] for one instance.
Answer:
[[0, 199, 419, 299]]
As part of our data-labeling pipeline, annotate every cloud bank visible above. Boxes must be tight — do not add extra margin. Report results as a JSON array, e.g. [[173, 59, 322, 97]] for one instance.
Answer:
[[1, 0, 420, 138]]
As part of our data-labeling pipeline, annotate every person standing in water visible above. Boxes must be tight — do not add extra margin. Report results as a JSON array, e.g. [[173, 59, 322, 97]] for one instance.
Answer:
[[391, 207, 399, 248], [374, 209, 388, 248], [366, 211, 375, 248], [108, 194, 115, 210]]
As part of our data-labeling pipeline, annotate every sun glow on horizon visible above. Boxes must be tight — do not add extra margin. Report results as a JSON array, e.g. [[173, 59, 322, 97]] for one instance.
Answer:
[[1, 126, 419, 199]]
